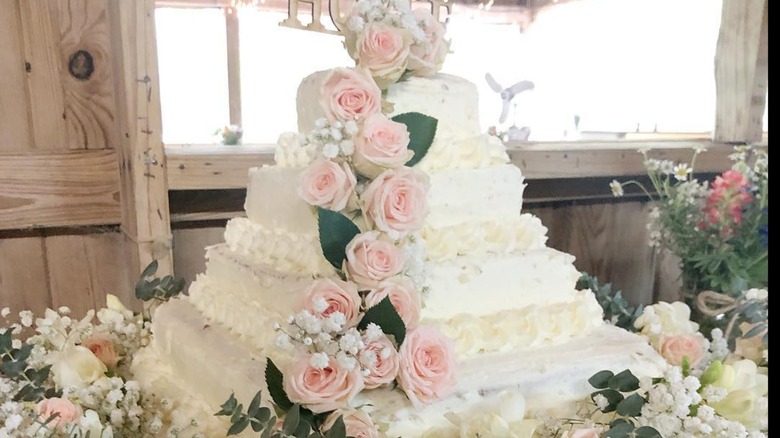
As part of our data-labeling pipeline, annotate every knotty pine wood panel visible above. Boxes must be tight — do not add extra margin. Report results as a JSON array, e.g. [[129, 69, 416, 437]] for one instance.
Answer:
[[0, 231, 51, 317], [60, 0, 117, 150], [45, 229, 136, 317], [0, 0, 34, 152]]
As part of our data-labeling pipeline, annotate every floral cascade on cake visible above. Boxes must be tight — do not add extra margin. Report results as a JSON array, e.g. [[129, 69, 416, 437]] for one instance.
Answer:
[[129, 1, 667, 437]]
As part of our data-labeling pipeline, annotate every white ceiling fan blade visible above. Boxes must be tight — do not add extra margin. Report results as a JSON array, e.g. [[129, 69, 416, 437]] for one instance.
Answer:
[[506, 80, 535, 96], [499, 100, 510, 123], [485, 73, 503, 93]]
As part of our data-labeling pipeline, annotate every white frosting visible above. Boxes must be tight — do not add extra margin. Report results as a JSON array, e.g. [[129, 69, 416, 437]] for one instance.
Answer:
[[274, 131, 315, 168], [224, 217, 334, 276], [417, 133, 509, 174], [422, 248, 582, 320], [244, 166, 318, 235]]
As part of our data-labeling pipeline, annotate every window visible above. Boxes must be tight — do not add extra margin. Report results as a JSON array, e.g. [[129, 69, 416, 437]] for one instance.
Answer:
[[156, 0, 751, 143]]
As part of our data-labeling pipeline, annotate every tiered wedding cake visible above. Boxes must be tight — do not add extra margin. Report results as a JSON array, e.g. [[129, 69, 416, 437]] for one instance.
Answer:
[[132, 2, 664, 436]]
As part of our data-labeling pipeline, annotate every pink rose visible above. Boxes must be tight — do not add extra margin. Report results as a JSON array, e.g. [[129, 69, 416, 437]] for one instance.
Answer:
[[284, 354, 364, 413], [36, 397, 82, 429], [408, 9, 450, 77], [568, 428, 601, 438], [321, 408, 381, 438], [355, 23, 411, 89], [81, 335, 119, 368], [397, 325, 457, 406], [299, 160, 357, 211], [362, 167, 430, 237], [353, 113, 412, 178], [302, 278, 362, 329], [364, 278, 421, 329], [320, 68, 381, 123], [345, 231, 405, 287], [360, 334, 400, 389], [658, 334, 705, 367]]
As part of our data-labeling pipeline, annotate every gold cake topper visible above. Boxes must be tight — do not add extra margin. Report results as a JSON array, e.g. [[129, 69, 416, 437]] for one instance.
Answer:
[[280, 0, 451, 35]]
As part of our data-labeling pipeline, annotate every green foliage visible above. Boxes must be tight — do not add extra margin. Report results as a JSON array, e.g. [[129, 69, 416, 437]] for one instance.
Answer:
[[317, 208, 361, 270], [357, 296, 406, 345], [0, 330, 58, 402], [391, 112, 438, 167], [134, 260, 186, 302], [588, 369, 660, 438], [577, 273, 643, 331], [265, 359, 294, 412]]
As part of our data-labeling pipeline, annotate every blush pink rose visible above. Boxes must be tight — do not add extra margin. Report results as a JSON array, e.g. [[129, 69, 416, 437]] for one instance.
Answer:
[[36, 397, 82, 429], [658, 334, 705, 367], [364, 278, 421, 329], [284, 354, 365, 413], [353, 113, 412, 178], [568, 428, 601, 438], [298, 159, 357, 211], [80, 335, 119, 368], [361, 334, 400, 389], [408, 9, 450, 77], [362, 167, 430, 237], [321, 408, 381, 438], [397, 325, 457, 406], [302, 278, 362, 329], [345, 231, 405, 287], [320, 67, 381, 123], [355, 23, 411, 89]]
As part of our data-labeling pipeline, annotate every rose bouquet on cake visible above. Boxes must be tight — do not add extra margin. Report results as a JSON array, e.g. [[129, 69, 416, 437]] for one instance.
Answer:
[[213, 60, 456, 436]]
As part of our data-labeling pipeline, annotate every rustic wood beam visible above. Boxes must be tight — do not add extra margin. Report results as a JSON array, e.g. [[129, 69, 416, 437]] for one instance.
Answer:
[[108, 0, 174, 278], [225, 9, 242, 126], [0, 150, 120, 230], [713, 0, 768, 144]]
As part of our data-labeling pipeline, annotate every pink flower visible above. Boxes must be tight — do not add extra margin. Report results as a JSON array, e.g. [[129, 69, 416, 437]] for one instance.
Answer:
[[302, 278, 363, 329], [703, 169, 752, 232], [298, 160, 357, 211], [408, 9, 450, 77], [363, 167, 430, 237], [284, 354, 364, 413], [320, 68, 381, 123], [658, 334, 705, 367], [36, 397, 82, 429], [80, 335, 119, 368], [345, 231, 405, 288], [321, 408, 381, 438], [567, 428, 601, 438], [353, 113, 412, 178], [397, 325, 457, 406], [364, 278, 421, 328], [360, 334, 400, 388], [355, 23, 411, 89]]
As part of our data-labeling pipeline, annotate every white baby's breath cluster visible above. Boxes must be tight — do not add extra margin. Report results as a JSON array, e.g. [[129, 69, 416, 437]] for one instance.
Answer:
[[305, 118, 359, 159], [401, 232, 427, 289], [0, 298, 167, 438], [347, 0, 425, 42]]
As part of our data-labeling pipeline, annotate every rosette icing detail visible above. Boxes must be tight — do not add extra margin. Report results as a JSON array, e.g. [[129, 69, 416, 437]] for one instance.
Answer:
[[274, 132, 316, 168], [417, 134, 509, 173]]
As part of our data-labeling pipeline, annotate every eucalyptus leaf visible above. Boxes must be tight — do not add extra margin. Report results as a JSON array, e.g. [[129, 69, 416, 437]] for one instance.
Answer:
[[391, 112, 438, 167], [227, 416, 250, 436], [743, 323, 767, 339], [283, 404, 300, 435], [324, 415, 347, 438], [216, 393, 239, 417], [608, 369, 640, 392], [318, 208, 361, 270], [141, 260, 159, 279], [592, 389, 624, 413], [248, 390, 263, 417], [231, 405, 244, 424], [616, 393, 645, 416], [634, 426, 662, 438], [588, 370, 614, 389], [605, 421, 635, 438], [266, 358, 293, 411], [357, 296, 406, 345]]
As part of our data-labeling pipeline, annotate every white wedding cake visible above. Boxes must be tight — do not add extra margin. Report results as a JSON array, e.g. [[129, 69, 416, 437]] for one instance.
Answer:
[[132, 3, 664, 436]]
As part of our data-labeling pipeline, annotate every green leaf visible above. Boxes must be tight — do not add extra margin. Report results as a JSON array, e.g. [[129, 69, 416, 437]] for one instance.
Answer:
[[592, 389, 624, 413], [283, 404, 300, 435], [391, 112, 438, 167], [634, 426, 662, 438], [681, 356, 691, 377], [616, 393, 645, 416], [0, 330, 12, 352], [216, 393, 239, 417], [141, 260, 159, 279], [605, 421, 634, 438], [324, 415, 347, 438], [318, 208, 361, 270], [588, 370, 614, 389], [357, 296, 406, 346], [248, 390, 263, 417], [227, 417, 250, 436], [265, 358, 293, 411], [254, 407, 271, 424], [700, 360, 724, 387], [608, 369, 640, 392], [231, 405, 244, 424]]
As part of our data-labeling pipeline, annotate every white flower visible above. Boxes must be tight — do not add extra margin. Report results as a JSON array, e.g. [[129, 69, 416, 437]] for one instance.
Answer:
[[744, 288, 768, 301], [347, 15, 365, 32], [275, 334, 292, 350], [609, 180, 624, 197], [673, 163, 693, 181], [294, 311, 322, 335], [364, 323, 383, 341], [315, 118, 328, 129], [19, 311, 33, 327], [322, 143, 340, 159], [75, 409, 114, 438], [1, 308, 10, 318], [313, 297, 329, 313], [309, 352, 330, 370], [339, 329, 364, 354], [340, 140, 355, 156], [336, 350, 357, 370], [330, 128, 343, 141], [344, 120, 359, 136], [322, 311, 346, 332], [50, 345, 108, 389], [3, 414, 22, 431], [659, 160, 675, 174], [593, 393, 610, 410]]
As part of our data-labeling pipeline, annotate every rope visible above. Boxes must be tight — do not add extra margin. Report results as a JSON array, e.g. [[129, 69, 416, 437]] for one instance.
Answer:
[[695, 290, 741, 340]]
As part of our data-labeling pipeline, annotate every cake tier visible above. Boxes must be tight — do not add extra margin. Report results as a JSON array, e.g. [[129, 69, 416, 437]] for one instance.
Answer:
[[295, 71, 509, 173], [135, 299, 666, 437]]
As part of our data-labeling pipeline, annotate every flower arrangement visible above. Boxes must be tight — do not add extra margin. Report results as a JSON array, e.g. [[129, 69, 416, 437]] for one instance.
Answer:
[[610, 145, 768, 334], [215, 124, 244, 145]]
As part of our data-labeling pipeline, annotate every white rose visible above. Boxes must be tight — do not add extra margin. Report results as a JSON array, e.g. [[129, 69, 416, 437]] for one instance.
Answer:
[[104, 294, 128, 312], [51, 346, 107, 389], [709, 359, 768, 428], [70, 409, 114, 438], [634, 301, 698, 344]]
